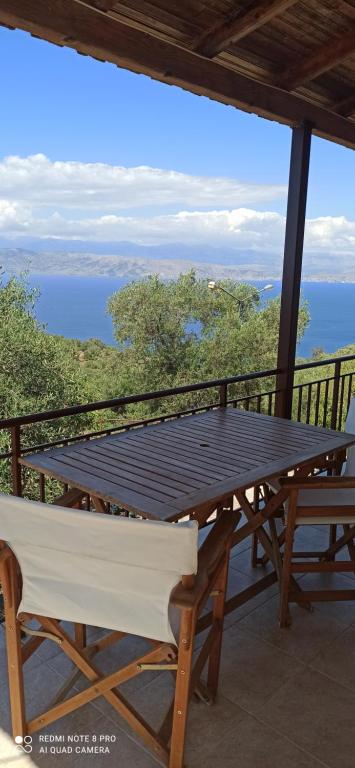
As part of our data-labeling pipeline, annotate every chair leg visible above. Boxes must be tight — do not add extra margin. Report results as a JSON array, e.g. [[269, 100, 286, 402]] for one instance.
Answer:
[[75, 623, 86, 649], [343, 524, 355, 561], [269, 517, 283, 591], [251, 486, 261, 566], [328, 524, 337, 561], [207, 556, 229, 700], [322, 524, 355, 561], [280, 491, 298, 628], [251, 532, 258, 566], [3, 556, 26, 738], [169, 609, 195, 768]]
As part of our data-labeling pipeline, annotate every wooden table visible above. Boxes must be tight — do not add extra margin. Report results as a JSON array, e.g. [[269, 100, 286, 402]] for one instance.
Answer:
[[20, 408, 355, 624], [21, 408, 355, 520]]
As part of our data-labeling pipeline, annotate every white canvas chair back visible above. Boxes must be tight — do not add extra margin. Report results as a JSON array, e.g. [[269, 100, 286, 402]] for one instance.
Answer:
[[0, 494, 198, 644], [344, 397, 355, 475]]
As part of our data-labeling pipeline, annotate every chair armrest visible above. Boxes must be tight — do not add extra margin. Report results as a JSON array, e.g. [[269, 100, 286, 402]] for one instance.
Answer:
[[279, 475, 355, 490], [0, 544, 11, 566], [171, 509, 241, 610], [0, 544, 13, 609]]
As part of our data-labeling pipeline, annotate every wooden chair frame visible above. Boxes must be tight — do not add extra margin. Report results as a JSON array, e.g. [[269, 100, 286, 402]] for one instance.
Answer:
[[278, 475, 355, 627], [0, 509, 240, 768], [251, 452, 349, 568]]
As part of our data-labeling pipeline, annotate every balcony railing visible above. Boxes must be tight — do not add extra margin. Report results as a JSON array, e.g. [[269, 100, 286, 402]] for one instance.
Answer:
[[0, 353, 354, 502]]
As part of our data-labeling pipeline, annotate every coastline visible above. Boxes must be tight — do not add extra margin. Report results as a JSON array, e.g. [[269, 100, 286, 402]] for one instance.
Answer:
[[25, 272, 355, 285]]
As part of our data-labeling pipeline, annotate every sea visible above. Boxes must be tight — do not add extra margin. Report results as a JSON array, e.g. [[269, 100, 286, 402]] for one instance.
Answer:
[[27, 275, 355, 360]]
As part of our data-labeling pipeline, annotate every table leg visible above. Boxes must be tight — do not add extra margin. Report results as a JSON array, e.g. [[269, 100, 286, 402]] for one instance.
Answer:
[[236, 489, 311, 609], [251, 487, 262, 566]]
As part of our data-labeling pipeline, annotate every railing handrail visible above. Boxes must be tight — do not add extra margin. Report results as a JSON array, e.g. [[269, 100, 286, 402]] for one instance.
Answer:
[[1, 351, 355, 431], [294, 353, 355, 372], [0, 367, 281, 429]]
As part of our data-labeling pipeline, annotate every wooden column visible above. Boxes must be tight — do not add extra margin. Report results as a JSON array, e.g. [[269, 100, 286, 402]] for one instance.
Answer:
[[275, 122, 312, 419]]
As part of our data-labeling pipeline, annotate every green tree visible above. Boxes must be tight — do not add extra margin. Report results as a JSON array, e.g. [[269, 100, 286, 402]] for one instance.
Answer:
[[0, 274, 92, 495], [107, 271, 309, 417]]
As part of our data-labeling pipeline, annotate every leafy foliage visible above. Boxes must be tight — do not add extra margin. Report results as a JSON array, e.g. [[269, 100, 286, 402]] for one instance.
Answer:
[[107, 271, 309, 416], [0, 274, 93, 495]]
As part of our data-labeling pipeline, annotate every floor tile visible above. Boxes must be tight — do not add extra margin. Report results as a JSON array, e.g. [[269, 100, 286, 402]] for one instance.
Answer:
[[238, 590, 349, 662], [310, 624, 355, 691], [229, 547, 274, 582], [214, 566, 279, 630], [122, 671, 249, 765], [217, 623, 304, 714], [261, 667, 355, 768], [186, 711, 331, 768]]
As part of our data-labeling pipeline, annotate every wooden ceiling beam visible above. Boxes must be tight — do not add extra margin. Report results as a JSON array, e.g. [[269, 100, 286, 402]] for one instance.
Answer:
[[79, 0, 117, 9], [194, 0, 298, 58], [279, 27, 355, 90], [332, 91, 355, 117], [0, 0, 355, 149]]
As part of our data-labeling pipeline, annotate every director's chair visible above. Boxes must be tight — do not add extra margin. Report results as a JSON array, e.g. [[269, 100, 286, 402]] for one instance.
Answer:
[[0, 493, 239, 767]]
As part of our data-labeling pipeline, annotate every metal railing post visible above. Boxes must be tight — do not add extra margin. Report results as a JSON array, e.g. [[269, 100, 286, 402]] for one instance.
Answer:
[[331, 358, 341, 430], [10, 425, 22, 497], [219, 382, 227, 407]]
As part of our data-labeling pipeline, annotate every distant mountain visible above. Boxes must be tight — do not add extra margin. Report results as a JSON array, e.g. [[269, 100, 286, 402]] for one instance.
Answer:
[[0, 242, 354, 282], [0, 237, 279, 266], [0, 247, 281, 281]]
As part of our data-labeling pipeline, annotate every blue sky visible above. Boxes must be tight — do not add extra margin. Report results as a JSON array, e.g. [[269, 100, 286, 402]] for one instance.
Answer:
[[3, 28, 291, 197], [0, 26, 354, 258]]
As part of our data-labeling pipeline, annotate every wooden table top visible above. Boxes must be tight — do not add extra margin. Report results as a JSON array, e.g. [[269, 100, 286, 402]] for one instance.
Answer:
[[20, 408, 355, 522]]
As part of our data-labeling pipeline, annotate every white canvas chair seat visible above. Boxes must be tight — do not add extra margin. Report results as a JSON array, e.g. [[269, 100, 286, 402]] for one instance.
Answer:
[[0, 492, 239, 768], [0, 492, 198, 644]]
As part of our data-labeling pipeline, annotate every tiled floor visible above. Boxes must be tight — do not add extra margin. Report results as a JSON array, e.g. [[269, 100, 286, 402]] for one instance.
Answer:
[[1, 524, 355, 768]]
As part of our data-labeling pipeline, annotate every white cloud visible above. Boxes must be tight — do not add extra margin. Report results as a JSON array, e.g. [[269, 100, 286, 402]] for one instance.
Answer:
[[0, 203, 284, 246], [1, 200, 355, 256], [305, 215, 355, 252], [0, 154, 286, 210], [0, 155, 354, 257], [0, 199, 31, 230]]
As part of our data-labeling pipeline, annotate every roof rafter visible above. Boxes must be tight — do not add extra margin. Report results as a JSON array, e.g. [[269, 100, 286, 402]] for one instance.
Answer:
[[85, 0, 116, 9], [279, 26, 355, 90], [194, 0, 298, 58], [332, 91, 355, 117], [0, 0, 354, 148]]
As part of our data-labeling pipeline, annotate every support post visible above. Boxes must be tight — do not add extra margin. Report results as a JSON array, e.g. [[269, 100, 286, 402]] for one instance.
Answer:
[[275, 122, 312, 419], [10, 425, 22, 497], [219, 382, 227, 407]]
